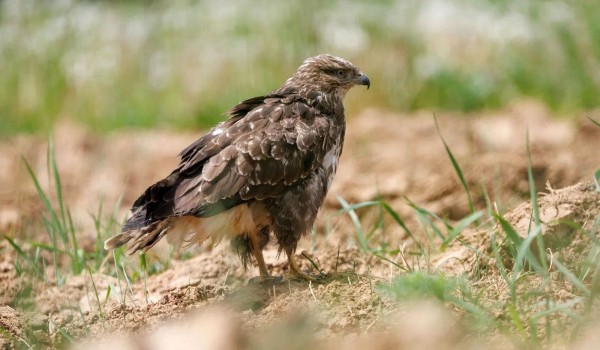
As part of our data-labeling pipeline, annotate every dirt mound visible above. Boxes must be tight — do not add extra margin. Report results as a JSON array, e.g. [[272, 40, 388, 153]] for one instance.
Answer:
[[0, 260, 19, 307], [46, 251, 393, 343], [435, 181, 600, 275], [0, 305, 24, 349]]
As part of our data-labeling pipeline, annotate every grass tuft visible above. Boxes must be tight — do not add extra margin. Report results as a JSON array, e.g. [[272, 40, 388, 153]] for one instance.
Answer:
[[380, 271, 458, 302], [21, 140, 85, 283]]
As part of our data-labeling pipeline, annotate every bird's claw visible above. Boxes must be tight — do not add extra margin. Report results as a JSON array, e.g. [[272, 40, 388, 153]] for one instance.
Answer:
[[286, 253, 326, 282], [284, 270, 326, 283]]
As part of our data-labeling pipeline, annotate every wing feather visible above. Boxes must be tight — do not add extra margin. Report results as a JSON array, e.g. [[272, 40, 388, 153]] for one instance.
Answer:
[[122, 93, 333, 232], [188, 96, 330, 206]]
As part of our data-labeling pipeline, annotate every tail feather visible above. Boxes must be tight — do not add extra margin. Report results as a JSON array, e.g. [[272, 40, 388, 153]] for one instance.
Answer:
[[103, 233, 131, 251], [122, 207, 151, 232], [103, 219, 166, 255], [126, 220, 170, 254], [104, 203, 267, 256]]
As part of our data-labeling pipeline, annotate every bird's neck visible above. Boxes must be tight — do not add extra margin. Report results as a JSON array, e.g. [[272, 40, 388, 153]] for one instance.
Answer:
[[274, 83, 346, 121], [319, 91, 345, 120]]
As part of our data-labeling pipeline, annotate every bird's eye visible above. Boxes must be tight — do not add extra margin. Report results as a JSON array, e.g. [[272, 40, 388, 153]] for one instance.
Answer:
[[336, 70, 345, 77]]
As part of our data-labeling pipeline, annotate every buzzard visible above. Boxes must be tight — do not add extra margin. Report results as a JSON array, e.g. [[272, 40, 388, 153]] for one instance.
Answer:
[[104, 54, 370, 281]]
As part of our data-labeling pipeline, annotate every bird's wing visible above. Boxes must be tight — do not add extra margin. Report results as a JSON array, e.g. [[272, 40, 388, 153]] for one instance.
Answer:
[[124, 94, 334, 230], [176, 94, 333, 213]]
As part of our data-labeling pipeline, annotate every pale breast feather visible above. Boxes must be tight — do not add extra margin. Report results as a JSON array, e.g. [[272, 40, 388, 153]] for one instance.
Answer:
[[322, 141, 342, 191]]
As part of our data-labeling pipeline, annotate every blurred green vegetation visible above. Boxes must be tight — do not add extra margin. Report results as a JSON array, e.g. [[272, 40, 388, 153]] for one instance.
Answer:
[[1, 0, 599, 136]]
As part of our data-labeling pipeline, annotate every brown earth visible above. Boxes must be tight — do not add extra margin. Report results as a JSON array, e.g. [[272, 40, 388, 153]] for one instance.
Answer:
[[0, 100, 599, 349]]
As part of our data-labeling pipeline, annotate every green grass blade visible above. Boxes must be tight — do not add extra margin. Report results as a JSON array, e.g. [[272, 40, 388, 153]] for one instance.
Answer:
[[580, 244, 600, 282], [405, 197, 450, 242], [112, 250, 126, 304], [490, 231, 516, 301], [372, 253, 409, 272], [24, 144, 85, 276], [594, 169, 600, 192], [86, 267, 107, 330], [494, 214, 523, 245], [121, 262, 137, 307], [494, 213, 544, 273], [507, 304, 527, 338], [338, 196, 369, 252], [448, 295, 493, 324], [585, 253, 600, 313], [139, 253, 150, 304], [24, 156, 67, 280], [22, 158, 58, 228], [379, 201, 418, 244], [515, 226, 545, 274], [405, 196, 452, 230], [442, 211, 483, 249], [413, 207, 446, 242], [526, 130, 548, 271], [76, 305, 90, 337], [531, 297, 584, 319], [526, 131, 541, 227], [337, 200, 380, 212], [104, 285, 112, 305], [27, 240, 69, 255], [588, 116, 600, 128], [48, 140, 67, 236], [67, 209, 83, 274], [41, 215, 61, 284], [434, 115, 476, 215], [552, 258, 590, 297], [49, 319, 74, 343], [2, 235, 44, 280]]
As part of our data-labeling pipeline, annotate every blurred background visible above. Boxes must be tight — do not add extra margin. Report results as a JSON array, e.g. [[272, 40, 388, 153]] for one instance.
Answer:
[[2, 0, 600, 137]]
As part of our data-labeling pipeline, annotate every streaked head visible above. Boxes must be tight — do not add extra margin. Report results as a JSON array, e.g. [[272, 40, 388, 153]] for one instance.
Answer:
[[287, 54, 370, 96]]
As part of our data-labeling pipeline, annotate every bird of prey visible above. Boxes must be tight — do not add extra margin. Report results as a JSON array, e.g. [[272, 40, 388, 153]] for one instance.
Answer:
[[104, 54, 370, 281]]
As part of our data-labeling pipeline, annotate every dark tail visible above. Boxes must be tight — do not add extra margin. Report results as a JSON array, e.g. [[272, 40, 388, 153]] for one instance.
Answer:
[[104, 208, 167, 254]]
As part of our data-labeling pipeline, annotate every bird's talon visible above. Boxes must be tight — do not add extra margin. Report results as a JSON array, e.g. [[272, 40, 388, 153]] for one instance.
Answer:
[[286, 250, 326, 282]]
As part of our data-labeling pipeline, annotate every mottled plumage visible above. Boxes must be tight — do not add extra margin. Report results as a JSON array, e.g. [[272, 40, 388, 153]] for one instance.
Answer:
[[104, 54, 370, 280]]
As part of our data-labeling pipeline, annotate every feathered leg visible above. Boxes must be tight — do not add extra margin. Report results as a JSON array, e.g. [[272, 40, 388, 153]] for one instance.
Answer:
[[248, 229, 269, 278], [231, 227, 271, 277]]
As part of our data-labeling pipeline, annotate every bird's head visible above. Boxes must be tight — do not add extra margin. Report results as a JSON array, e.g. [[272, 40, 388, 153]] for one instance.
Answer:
[[284, 54, 370, 98]]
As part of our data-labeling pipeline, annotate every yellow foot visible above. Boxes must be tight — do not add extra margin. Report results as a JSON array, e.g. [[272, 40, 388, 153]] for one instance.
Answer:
[[286, 252, 326, 282]]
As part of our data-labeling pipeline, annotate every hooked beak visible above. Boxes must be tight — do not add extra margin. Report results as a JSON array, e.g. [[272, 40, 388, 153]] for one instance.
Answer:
[[357, 73, 370, 90]]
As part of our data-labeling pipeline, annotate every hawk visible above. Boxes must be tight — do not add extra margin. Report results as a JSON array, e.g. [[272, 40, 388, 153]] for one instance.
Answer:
[[104, 54, 370, 281]]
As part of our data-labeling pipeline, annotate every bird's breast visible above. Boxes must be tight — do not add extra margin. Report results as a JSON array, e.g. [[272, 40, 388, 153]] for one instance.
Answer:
[[321, 140, 342, 192]]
